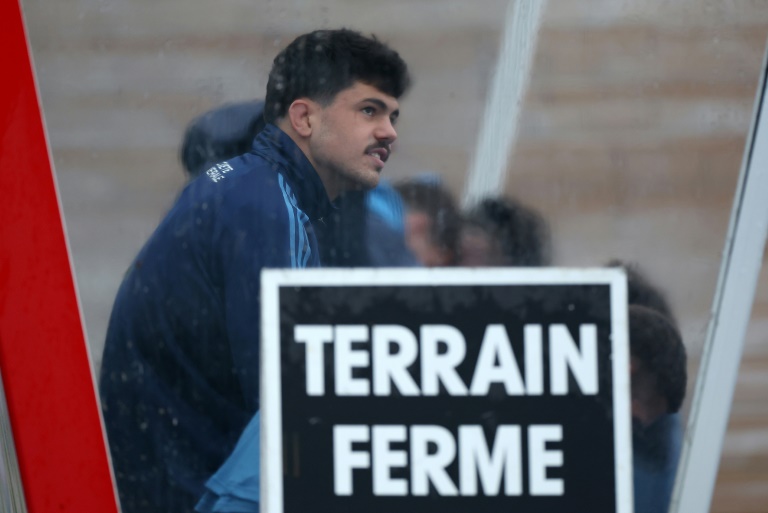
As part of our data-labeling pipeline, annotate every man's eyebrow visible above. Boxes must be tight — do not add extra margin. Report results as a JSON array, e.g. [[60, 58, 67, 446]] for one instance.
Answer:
[[361, 97, 399, 117]]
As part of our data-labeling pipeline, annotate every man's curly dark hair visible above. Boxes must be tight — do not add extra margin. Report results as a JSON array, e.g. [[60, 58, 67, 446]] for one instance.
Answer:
[[264, 28, 411, 123], [628, 304, 687, 413]]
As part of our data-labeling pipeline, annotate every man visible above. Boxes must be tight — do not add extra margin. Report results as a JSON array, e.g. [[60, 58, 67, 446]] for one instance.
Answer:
[[99, 28, 411, 513], [607, 259, 687, 513], [627, 303, 687, 513], [394, 175, 463, 266], [459, 195, 552, 267]]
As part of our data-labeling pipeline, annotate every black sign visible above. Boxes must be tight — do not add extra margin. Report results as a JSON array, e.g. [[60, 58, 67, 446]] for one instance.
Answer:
[[261, 268, 632, 513]]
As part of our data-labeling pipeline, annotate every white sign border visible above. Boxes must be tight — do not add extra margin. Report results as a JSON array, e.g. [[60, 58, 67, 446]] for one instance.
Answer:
[[261, 267, 632, 513]]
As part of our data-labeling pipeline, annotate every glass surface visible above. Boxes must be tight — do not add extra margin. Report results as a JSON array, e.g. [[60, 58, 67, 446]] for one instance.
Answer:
[[18, 0, 768, 511]]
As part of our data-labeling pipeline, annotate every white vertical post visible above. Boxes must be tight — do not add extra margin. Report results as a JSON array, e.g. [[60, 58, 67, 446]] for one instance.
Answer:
[[461, 0, 547, 210], [670, 42, 768, 513]]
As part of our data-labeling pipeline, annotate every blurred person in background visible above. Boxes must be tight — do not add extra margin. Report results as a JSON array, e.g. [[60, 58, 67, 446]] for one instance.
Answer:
[[180, 100, 267, 179], [459, 195, 552, 267], [610, 259, 687, 513], [394, 175, 463, 266], [628, 304, 687, 427], [99, 28, 411, 513]]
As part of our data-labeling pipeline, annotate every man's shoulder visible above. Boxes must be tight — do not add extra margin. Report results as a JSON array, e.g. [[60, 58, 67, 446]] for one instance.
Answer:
[[181, 153, 307, 232], [197, 152, 277, 189], [188, 153, 282, 208]]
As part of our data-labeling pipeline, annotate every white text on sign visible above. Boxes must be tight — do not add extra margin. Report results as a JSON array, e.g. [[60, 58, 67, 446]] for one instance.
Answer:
[[333, 424, 564, 497], [294, 323, 599, 397]]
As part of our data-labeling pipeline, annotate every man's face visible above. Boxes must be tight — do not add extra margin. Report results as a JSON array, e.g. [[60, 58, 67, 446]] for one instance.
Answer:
[[630, 356, 669, 428], [404, 211, 454, 267], [308, 82, 400, 197], [458, 225, 506, 266]]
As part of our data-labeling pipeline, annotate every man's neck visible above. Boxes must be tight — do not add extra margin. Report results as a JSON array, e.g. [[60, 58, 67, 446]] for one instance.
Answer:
[[276, 118, 339, 201]]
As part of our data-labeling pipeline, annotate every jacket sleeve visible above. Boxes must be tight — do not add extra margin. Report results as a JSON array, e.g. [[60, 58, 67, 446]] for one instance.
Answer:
[[195, 412, 261, 513]]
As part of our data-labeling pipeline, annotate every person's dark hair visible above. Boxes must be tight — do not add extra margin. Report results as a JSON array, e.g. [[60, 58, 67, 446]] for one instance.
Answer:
[[464, 196, 552, 266], [264, 28, 411, 123], [629, 304, 688, 414], [394, 178, 462, 263], [607, 259, 677, 324], [180, 100, 266, 178]]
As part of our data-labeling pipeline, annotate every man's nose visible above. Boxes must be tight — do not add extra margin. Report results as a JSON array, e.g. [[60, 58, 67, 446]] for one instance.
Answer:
[[375, 118, 397, 143]]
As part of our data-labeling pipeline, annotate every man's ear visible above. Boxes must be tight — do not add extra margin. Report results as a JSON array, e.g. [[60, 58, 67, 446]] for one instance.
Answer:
[[286, 99, 315, 138]]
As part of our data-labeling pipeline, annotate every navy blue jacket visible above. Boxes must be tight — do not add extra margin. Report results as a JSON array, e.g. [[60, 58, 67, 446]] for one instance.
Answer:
[[99, 124, 333, 513]]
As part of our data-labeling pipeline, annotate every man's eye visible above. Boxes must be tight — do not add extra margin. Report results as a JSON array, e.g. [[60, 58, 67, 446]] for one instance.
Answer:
[[362, 106, 376, 115], [390, 116, 399, 126]]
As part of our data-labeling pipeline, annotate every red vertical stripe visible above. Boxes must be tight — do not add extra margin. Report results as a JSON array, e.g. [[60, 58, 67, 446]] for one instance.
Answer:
[[0, 1, 120, 512]]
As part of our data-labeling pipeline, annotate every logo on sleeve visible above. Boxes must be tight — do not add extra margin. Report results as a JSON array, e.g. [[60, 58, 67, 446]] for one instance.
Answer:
[[206, 162, 234, 183]]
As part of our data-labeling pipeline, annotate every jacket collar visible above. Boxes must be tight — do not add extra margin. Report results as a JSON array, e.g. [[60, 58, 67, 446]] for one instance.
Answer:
[[251, 124, 335, 221]]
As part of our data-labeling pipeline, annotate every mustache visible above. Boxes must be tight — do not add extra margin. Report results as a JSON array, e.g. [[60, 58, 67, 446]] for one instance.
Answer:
[[365, 143, 390, 161]]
